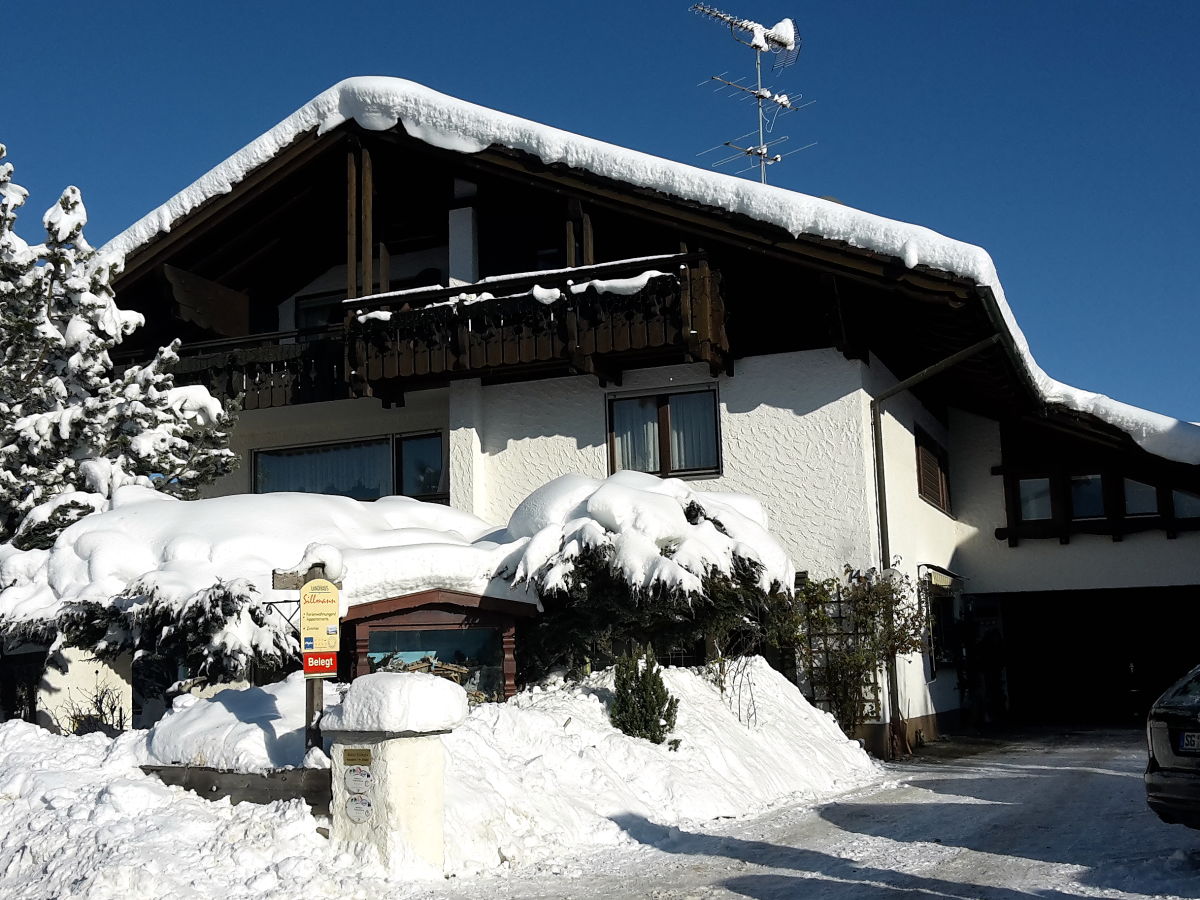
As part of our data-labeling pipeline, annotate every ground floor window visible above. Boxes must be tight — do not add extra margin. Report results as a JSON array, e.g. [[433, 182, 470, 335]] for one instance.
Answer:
[[254, 432, 448, 502]]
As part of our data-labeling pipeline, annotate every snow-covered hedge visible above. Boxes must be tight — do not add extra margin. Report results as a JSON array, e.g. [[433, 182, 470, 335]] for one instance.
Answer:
[[0, 472, 795, 684]]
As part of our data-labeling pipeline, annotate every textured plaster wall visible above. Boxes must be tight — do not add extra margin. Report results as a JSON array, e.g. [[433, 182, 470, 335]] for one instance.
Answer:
[[37, 646, 132, 734], [468, 350, 877, 579], [471, 373, 609, 526], [947, 410, 1200, 594], [448, 379, 487, 515], [205, 391, 450, 498]]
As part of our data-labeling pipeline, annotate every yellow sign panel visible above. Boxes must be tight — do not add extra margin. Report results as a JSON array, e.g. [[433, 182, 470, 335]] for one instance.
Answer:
[[300, 578, 341, 653], [343, 748, 372, 766]]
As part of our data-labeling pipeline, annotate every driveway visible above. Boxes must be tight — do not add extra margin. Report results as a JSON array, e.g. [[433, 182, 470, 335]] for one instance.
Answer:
[[443, 729, 1200, 899]]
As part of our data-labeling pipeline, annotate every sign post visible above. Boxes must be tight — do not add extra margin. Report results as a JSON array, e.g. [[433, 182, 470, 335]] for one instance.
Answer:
[[300, 567, 340, 749], [272, 562, 342, 750]]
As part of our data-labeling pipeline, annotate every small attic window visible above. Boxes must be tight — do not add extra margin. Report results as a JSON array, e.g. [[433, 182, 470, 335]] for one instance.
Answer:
[[915, 427, 951, 515]]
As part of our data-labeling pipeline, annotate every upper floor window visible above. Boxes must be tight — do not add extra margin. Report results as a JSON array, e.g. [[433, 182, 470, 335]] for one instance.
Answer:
[[1174, 489, 1200, 518], [1124, 479, 1158, 516], [1018, 477, 1052, 521], [255, 432, 447, 502], [915, 428, 951, 514], [1069, 474, 1104, 520], [609, 389, 720, 478]]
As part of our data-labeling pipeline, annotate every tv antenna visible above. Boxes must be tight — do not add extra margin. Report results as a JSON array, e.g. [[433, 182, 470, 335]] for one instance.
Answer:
[[691, 4, 814, 183]]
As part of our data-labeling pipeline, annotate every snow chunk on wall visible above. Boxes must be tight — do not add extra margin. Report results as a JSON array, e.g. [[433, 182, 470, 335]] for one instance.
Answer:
[[320, 672, 469, 734]]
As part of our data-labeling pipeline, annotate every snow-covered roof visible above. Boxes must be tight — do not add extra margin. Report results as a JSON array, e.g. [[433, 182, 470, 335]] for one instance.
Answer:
[[102, 77, 1200, 465]]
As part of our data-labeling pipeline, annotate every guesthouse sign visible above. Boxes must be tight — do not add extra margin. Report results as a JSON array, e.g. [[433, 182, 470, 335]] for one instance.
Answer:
[[300, 577, 340, 678]]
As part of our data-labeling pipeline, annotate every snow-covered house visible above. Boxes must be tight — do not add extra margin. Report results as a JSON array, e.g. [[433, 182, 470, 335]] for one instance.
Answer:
[[15, 78, 1200, 749]]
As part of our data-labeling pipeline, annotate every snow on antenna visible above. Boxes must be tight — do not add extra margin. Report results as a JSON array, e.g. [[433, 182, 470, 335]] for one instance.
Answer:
[[690, 4, 813, 184]]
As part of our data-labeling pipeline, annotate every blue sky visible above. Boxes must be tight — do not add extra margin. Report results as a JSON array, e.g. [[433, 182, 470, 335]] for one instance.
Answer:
[[6, 1, 1197, 420]]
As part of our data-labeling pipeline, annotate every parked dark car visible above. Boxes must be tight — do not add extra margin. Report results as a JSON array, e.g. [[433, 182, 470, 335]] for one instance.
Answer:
[[1146, 664, 1200, 828]]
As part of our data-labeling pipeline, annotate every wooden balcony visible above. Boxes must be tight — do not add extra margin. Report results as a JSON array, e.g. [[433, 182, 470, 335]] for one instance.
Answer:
[[345, 253, 729, 402], [147, 254, 728, 411], [169, 328, 349, 411]]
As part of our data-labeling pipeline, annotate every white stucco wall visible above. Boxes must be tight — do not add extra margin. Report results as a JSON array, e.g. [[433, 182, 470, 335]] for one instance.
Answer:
[[204, 391, 449, 497], [37, 646, 132, 734], [947, 409, 1200, 594], [456, 350, 879, 580], [862, 357, 964, 723]]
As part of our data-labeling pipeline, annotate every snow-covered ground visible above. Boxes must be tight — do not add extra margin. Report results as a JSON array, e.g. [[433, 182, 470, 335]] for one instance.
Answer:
[[0, 658, 875, 897], [4, 718, 1195, 899]]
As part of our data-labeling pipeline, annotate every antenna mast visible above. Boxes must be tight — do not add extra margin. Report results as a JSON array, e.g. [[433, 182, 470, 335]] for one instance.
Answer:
[[691, 4, 812, 184]]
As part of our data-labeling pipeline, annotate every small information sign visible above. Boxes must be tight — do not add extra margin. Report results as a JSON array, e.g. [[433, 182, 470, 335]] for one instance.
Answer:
[[345, 795, 373, 824], [300, 577, 340, 678], [303, 651, 338, 678], [344, 765, 373, 794], [343, 748, 372, 766]]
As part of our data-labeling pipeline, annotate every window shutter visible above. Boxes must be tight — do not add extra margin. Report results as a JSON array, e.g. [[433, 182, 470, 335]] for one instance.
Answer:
[[915, 430, 951, 513]]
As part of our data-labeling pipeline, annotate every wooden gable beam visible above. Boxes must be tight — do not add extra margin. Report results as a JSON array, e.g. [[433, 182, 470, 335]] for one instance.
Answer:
[[162, 265, 250, 337], [118, 129, 335, 287]]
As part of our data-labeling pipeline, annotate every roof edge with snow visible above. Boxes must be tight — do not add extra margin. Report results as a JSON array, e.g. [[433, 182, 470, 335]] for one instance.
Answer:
[[101, 76, 1200, 466]]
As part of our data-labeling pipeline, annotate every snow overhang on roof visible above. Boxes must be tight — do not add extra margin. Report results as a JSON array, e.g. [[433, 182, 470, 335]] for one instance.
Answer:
[[102, 76, 1200, 466]]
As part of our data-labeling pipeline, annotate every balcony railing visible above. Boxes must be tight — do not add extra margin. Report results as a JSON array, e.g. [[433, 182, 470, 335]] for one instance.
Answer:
[[344, 253, 728, 401], [169, 327, 348, 410], [138, 253, 728, 411]]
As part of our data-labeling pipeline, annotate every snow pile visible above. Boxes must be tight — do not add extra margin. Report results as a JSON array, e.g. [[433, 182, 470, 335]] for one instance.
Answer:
[[443, 656, 873, 872], [77, 655, 874, 878], [137, 672, 339, 771], [0, 720, 400, 899], [321, 672, 469, 734], [101, 76, 1200, 465], [0, 473, 792, 669]]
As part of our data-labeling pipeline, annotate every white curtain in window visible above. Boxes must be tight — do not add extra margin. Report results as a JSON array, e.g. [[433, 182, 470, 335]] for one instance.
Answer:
[[669, 392, 717, 471], [257, 439, 391, 500], [612, 397, 659, 472]]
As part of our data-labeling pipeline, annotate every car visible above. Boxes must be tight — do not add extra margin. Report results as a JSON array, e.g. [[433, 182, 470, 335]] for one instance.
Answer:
[[1146, 663, 1200, 828]]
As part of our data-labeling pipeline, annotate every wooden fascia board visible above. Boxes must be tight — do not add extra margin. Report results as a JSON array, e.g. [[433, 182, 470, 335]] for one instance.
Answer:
[[116, 127, 336, 287], [341, 589, 538, 622]]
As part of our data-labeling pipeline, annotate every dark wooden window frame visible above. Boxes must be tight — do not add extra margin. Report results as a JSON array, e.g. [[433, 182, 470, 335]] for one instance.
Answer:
[[606, 387, 722, 479], [914, 426, 952, 516], [996, 467, 1200, 545], [252, 430, 449, 503]]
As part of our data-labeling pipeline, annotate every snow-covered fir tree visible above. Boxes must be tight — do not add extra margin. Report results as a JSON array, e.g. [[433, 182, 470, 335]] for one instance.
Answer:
[[0, 145, 47, 429], [0, 158, 237, 544]]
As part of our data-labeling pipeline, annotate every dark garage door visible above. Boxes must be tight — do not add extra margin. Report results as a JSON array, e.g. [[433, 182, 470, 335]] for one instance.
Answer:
[[982, 587, 1200, 725]]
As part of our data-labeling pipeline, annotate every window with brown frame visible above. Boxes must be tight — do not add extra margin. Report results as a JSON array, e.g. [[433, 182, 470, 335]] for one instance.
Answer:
[[915, 427, 951, 514], [254, 432, 449, 503], [608, 389, 720, 477]]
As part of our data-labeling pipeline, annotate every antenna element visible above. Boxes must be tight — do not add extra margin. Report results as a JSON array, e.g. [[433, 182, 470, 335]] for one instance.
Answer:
[[690, 4, 812, 184]]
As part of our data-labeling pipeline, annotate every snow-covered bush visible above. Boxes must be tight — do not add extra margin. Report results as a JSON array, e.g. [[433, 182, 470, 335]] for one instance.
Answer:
[[516, 514, 798, 682], [0, 147, 237, 542]]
